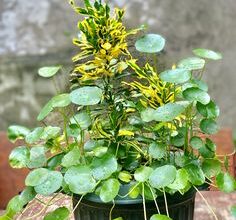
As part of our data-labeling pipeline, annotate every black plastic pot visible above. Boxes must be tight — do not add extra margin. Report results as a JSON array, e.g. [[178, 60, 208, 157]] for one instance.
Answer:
[[73, 184, 200, 220]]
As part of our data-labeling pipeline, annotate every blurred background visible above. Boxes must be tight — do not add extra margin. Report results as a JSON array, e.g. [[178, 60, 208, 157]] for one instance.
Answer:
[[0, 0, 236, 132]]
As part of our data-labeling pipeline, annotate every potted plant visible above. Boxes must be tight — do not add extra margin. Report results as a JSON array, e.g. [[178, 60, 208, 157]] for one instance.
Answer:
[[1, 0, 235, 220]]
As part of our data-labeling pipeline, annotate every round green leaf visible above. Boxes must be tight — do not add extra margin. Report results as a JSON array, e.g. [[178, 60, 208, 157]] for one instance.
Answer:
[[177, 57, 205, 70], [9, 146, 30, 168], [193, 48, 222, 60], [153, 103, 185, 122], [6, 195, 25, 215], [44, 207, 70, 220], [149, 165, 177, 188], [149, 143, 166, 159], [25, 168, 49, 186], [37, 100, 53, 121], [51, 93, 71, 108], [61, 148, 81, 167], [64, 165, 96, 194], [168, 168, 189, 190], [7, 125, 30, 142], [38, 66, 62, 78], [70, 112, 92, 130], [183, 87, 210, 105], [140, 108, 156, 122], [184, 164, 205, 185], [91, 154, 118, 180], [216, 172, 235, 193], [70, 86, 103, 106], [27, 146, 47, 168], [170, 133, 185, 147], [191, 79, 208, 91], [205, 138, 216, 152], [150, 214, 173, 220], [135, 34, 165, 53], [182, 79, 208, 92], [19, 187, 36, 205], [118, 171, 132, 183], [160, 68, 191, 84], [41, 126, 61, 140], [128, 184, 140, 199], [134, 166, 153, 182], [190, 136, 204, 150], [200, 118, 218, 134], [47, 153, 64, 170], [202, 159, 221, 178], [199, 144, 215, 158], [196, 101, 220, 118], [100, 178, 120, 203], [34, 171, 63, 195], [25, 127, 44, 144]]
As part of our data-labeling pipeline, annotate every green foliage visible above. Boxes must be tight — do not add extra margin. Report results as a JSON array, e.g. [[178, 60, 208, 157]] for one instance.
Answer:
[[184, 164, 205, 186], [148, 143, 166, 159], [44, 207, 70, 220], [38, 66, 62, 78], [168, 168, 189, 190], [196, 101, 220, 118], [141, 103, 185, 122], [37, 94, 71, 121], [200, 118, 219, 134], [216, 172, 235, 193], [4, 1, 233, 219], [193, 48, 222, 60], [177, 57, 205, 70], [7, 125, 30, 142], [150, 214, 173, 220], [202, 159, 221, 178], [160, 68, 191, 84], [91, 154, 118, 180], [9, 146, 29, 168], [134, 166, 153, 182], [135, 34, 165, 53], [149, 165, 177, 188], [183, 87, 210, 105], [64, 165, 96, 194], [100, 178, 120, 202], [70, 86, 103, 106], [190, 136, 204, 150]]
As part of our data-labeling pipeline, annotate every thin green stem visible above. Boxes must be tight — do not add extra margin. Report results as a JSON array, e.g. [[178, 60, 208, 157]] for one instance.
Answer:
[[71, 195, 84, 214], [142, 183, 147, 220], [163, 188, 169, 217], [148, 183, 160, 214], [109, 200, 116, 220], [118, 183, 140, 198], [193, 186, 218, 220]]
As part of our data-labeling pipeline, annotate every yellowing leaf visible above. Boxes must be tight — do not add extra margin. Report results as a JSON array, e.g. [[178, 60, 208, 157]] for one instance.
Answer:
[[118, 130, 134, 136], [102, 42, 112, 50]]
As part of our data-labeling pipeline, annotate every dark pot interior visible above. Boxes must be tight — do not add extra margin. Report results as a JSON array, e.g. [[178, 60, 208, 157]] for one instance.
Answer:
[[73, 184, 198, 220]]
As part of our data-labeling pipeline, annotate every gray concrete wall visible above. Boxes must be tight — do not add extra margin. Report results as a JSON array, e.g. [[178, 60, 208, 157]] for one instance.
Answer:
[[0, 0, 236, 130]]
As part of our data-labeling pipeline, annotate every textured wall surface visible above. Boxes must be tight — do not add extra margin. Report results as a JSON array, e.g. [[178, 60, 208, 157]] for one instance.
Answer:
[[0, 0, 236, 130]]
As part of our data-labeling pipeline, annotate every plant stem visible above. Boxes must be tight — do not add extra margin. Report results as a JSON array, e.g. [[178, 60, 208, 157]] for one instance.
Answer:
[[163, 188, 169, 217], [71, 195, 84, 215], [142, 183, 147, 220], [109, 200, 116, 220], [148, 183, 160, 214], [193, 186, 219, 220]]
